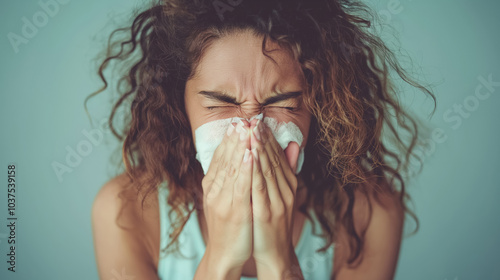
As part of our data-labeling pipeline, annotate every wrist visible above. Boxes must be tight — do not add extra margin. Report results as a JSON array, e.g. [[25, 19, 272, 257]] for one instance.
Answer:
[[255, 252, 304, 280], [196, 247, 244, 280]]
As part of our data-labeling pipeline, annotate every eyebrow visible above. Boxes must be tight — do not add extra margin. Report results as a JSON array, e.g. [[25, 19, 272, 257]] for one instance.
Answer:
[[198, 90, 302, 106]]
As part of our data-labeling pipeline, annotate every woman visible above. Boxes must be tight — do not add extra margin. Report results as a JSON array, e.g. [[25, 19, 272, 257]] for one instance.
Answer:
[[89, 0, 435, 279]]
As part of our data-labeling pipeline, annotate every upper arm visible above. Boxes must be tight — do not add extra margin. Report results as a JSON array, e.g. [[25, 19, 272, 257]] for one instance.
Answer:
[[91, 176, 160, 280], [332, 190, 405, 280]]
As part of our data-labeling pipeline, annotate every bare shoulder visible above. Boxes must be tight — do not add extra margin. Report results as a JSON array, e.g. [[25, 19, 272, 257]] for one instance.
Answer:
[[333, 185, 405, 280], [91, 173, 160, 279], [92, 173, 159, 231]]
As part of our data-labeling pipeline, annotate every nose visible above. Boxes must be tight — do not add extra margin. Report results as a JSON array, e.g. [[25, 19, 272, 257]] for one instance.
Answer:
[[230, 112, 263, 128], [238, 110, 264, 126], [240, 119, 251, 127]]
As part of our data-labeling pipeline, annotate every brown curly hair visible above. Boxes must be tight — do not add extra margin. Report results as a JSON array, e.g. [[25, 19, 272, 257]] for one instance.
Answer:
[[85, 0, 436, 267]]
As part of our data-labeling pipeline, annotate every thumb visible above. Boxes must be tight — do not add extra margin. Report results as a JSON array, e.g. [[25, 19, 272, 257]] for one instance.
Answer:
[[284, 142, 300, 173]]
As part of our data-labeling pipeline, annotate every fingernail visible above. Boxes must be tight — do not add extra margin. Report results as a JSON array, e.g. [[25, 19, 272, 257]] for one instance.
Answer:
[[238, 119, 246, 127], [243, 148, 251, 162], [235, 122, 244, 133], [251, 148, 258, 160], [227, 123, 235, 136], [253, 120, 261, 141]]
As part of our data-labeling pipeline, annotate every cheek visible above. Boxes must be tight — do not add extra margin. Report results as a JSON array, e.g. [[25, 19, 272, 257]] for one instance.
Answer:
[[263, 109, 311, 148], [184, 97, 206, 142]]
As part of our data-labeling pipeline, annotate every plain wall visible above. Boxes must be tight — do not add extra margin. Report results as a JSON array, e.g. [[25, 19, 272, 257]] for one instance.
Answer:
[[0, 0, 498, 279]]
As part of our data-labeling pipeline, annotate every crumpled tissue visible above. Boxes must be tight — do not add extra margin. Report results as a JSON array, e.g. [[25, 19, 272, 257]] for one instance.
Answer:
[[194, 113, 305, 175]]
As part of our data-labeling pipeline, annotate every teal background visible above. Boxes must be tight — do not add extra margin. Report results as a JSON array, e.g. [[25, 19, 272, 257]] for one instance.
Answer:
[[0, 0, 499, 279]]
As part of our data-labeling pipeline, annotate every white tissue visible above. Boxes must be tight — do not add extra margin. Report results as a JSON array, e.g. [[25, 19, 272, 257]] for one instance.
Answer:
[[194, 113, 305, 175]]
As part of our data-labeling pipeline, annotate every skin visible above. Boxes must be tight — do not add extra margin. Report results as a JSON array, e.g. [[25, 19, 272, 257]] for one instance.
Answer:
[[91, 28, 405, 280], [184, 30, 312, 147], [185, 29, 312, 279]]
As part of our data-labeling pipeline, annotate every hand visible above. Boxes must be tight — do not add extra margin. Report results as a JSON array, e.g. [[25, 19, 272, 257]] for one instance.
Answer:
[[199, 120, 254, 275], [248, 119, 304, 279]]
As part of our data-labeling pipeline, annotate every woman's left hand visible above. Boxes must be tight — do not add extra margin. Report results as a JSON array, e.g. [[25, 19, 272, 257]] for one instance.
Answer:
[[249, 119, 304, 279]]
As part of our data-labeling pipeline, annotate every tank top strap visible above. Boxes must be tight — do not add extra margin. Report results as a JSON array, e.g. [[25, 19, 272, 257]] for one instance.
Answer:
[[294, 208, 335, 278], [157, 181, 204, 260], [157, 182, 170, 259], [157, 182, 334, 279]]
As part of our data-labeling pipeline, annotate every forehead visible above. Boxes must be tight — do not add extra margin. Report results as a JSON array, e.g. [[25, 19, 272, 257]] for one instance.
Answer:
[[188, 30, 305, 100]]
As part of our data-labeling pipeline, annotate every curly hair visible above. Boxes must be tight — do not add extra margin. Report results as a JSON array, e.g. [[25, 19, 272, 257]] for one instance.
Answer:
[[85, 0, 436, 267]]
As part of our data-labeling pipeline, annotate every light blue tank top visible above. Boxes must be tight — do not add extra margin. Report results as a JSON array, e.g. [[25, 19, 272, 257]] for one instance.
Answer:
[[157, 183, 334, 280]]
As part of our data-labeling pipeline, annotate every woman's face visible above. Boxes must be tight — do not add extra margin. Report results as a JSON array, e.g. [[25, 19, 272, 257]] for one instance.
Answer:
[[184, 29, 312, 150]]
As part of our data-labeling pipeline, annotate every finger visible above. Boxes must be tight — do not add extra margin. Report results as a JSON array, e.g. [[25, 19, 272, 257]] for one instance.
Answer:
[[252, 128, 282, 209], [205, 119, 244, 198], [250, 147, 270, 220], [284, 142, 300, 174], [233, 148, 252, 215], [261, 132, 295, 212], [220, 121, 251, 204], [259, 121, 298, 196], [203, 121, 236, 195], [259, 122, 294, 175]]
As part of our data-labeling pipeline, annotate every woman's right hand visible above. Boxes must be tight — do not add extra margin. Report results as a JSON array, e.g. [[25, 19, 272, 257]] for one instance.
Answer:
[[196, 120, 254, 279]]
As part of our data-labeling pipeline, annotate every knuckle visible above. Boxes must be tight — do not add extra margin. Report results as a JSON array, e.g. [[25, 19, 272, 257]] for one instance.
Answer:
[[254, 183, 266, 192], [212, 144, 225, 160], [256, 144, 265, 153], [289, 177, 298, 193], [255, 207, 271, 222], [211, 173, 225, 191], [263, 166, 275, 179], [205, 191, 217, 204], [273, 203, 286, 217], [204, 155, 221, 173], [226, 162, 237, 178], [281, 190, 295, 206], [212, 153, 222, 165], [271, 153, 281, 168], [220, 158, 229, 170], [254, 158, 262, 173]]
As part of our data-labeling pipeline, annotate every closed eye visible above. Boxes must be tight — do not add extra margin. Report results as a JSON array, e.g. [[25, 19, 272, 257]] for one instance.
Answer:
[[205, 106, 237, 110], [267, 106, 297, 112], [206, 106, 297, 112]]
